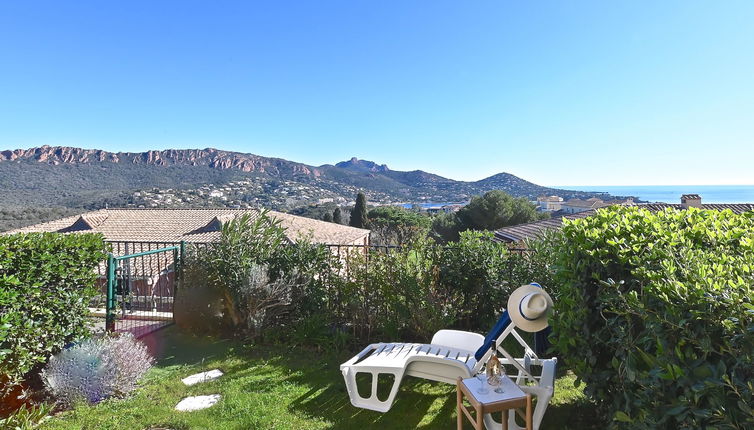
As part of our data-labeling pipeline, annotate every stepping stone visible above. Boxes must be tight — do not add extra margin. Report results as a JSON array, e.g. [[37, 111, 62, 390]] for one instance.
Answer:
[[174, 394, 221, 412], [181, 369, 223, 386]]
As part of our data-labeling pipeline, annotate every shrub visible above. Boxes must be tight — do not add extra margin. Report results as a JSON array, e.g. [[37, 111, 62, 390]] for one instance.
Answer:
[[0, 233, 107, 396], [267, 238, 339, 327], [0, 403, 52, 430], [196, 211, 288, 334], [551, 207, 754, 429], [437, 231, 512, 331], [334, 240, 459, 341], [181, 218, 557, 346], [182, 211, 335, 340], [42, 333, 153, 405], [329, 232, 556, 342]]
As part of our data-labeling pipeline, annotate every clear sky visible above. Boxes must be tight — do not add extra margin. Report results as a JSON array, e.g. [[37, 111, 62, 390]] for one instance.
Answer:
[[1, 1, 753, 186]]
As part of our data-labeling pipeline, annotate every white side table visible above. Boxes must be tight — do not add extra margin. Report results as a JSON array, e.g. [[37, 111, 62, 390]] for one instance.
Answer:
[[456, 376, 532, 430]]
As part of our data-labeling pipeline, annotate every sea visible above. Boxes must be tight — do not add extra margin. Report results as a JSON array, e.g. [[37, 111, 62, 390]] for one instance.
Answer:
[[401, 202, 466, 209], [557, 185, 754, 204]]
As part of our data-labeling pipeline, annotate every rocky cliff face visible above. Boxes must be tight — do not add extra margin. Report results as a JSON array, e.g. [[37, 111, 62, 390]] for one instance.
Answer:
[[0, 146, 320, 177], [0, 146, 120, 164], [335, 157, 390, 173]]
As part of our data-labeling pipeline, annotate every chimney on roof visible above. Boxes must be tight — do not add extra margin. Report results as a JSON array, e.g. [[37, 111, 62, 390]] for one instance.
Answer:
[[680, 194, 702, 209]]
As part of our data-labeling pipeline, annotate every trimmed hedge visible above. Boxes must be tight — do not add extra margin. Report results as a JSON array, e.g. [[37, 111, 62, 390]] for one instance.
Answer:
[[552, 207, 754, 429], [0, 233, 107, 394]]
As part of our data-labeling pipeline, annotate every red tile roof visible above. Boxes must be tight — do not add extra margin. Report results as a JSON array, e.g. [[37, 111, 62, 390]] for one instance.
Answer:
[[6, 208, 370, 245], [494, 203, 754, 243]]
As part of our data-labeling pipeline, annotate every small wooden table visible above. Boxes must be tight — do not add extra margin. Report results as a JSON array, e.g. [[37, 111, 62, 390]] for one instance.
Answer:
[[456, 376, 532, 430]]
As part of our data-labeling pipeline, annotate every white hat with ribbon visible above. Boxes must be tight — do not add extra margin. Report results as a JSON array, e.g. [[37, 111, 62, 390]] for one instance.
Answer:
[[507, 282, 553, 333]]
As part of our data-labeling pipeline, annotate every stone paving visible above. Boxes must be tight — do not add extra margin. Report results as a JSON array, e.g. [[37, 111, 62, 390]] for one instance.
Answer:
[[174, 369, 223, 412], [181, 369, 224, 386], [174, 394, 221, 412]]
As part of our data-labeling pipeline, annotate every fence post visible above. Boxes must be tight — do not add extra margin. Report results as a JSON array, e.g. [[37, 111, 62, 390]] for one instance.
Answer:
[[105, 253, 116, 332], [179, 241, 186, 284]]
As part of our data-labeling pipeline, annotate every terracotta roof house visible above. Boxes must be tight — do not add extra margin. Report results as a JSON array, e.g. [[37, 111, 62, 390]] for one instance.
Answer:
[[494, 210, 597, 243], [6, 208, 371, 246], [495, 195, 754, 244], [6, 209, 371, 333]]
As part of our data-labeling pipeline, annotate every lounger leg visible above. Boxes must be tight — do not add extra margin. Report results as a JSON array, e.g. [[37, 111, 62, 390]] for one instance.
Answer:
[[457, 381, 463, 429], [341, 367, 405, 413]]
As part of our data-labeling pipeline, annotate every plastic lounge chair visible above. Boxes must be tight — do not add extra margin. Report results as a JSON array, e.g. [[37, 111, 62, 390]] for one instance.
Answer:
[[340, 283, 557, 430]]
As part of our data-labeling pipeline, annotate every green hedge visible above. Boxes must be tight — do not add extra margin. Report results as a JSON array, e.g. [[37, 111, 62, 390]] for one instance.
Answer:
[[551, 207, 754, 429], [300, 231, 557, 343], [181, 226, 557, 347], [0, 233, 107, 394]]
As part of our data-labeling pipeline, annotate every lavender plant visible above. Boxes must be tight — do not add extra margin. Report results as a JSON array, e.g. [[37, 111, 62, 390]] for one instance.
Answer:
[[42, 333, 154, 405]]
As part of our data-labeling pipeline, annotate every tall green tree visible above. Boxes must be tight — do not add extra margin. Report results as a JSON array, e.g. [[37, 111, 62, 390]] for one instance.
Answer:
[[349, 193, 368, 228], [332, 207, 343, 224], [430, 211, 464, 243], [457, 190, 546, 231], [431, 190, 548, 242], [367, 206, 431, 245]]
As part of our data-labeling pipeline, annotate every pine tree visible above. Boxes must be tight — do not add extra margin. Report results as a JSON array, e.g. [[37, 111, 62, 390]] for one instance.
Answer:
[[322, 212, 333, 222], [349, 193, 368, 228], [333, 207, 343, 224]]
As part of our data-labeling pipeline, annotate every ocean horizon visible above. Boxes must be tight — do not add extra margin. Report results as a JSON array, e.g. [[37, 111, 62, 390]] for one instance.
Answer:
[[557, 185, 754, 204]]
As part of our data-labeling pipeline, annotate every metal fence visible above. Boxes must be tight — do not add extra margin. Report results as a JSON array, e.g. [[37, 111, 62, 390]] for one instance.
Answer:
[[92, 240, 530, 337], [94, 241, 183, 338]]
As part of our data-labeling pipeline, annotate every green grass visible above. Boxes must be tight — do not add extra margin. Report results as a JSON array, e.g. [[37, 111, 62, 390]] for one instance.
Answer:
[[39, 328, 601, 430]]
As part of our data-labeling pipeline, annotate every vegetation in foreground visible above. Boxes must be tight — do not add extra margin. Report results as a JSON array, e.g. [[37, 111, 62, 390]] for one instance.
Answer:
[[553, 207, 754, 428], [39, 328, 599, 430], [0, 233, 106, 399]]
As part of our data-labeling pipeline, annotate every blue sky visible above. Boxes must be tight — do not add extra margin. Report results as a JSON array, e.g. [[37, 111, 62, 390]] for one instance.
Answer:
[[1, 1, 753, 186]]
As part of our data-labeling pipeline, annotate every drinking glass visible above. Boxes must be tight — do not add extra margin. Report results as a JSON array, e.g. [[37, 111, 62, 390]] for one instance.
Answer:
[[475, 373, 489, 395], [487, 373, 503, 394]]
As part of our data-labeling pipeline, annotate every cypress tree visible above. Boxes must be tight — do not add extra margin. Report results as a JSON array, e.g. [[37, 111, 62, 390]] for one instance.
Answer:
[[333, 207, 343, 224], [349, 193, 368, 228]]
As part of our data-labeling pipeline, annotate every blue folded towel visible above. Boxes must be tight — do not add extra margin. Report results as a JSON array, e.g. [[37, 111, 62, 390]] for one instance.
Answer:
[[474, 311, 512, 361]]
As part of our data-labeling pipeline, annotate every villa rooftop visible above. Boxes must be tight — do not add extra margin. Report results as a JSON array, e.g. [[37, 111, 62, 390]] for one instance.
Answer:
[[6, 208, 371, 245]]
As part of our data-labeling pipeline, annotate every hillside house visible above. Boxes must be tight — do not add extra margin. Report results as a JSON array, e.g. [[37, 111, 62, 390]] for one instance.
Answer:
[[560, 197, 609, 213], [536, 195, 564, 211]]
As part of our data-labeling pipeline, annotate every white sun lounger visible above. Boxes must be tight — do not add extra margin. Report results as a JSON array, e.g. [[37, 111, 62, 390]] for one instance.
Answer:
[[340, 310, 557, 430]]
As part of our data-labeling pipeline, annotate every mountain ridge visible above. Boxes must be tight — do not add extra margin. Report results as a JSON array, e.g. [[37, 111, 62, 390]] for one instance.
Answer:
[[0, 145, 620, 211]]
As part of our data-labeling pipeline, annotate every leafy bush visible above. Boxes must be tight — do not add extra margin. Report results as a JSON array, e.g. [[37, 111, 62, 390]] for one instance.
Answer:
[[0, 403, 52, 430], [197, 211, 288, 334], [181, 217, 556, 346], [0, 233, 107, 395], [327, 232, 555, 342], [183, 211, 336, 340], [551, 207, 754, 429], [333, 240, 459, 341], [42, 333, 154, 405], [366, 206, 431, 246], [437, 231, 511, 330], [267, 238, 339, 325]]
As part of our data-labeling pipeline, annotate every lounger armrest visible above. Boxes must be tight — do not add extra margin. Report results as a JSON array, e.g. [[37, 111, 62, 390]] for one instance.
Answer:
[[430, 330, 484, 353]]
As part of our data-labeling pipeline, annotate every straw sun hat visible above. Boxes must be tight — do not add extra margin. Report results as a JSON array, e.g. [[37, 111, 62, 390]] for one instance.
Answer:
[[507, 283, 554, 333]]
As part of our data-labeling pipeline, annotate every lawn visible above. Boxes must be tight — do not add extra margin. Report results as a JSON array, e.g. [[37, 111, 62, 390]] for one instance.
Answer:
[[39, 327, 601, 430]]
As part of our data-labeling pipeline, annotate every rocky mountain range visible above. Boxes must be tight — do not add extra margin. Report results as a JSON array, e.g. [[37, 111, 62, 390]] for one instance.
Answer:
[[0, 145, 618, 211]]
